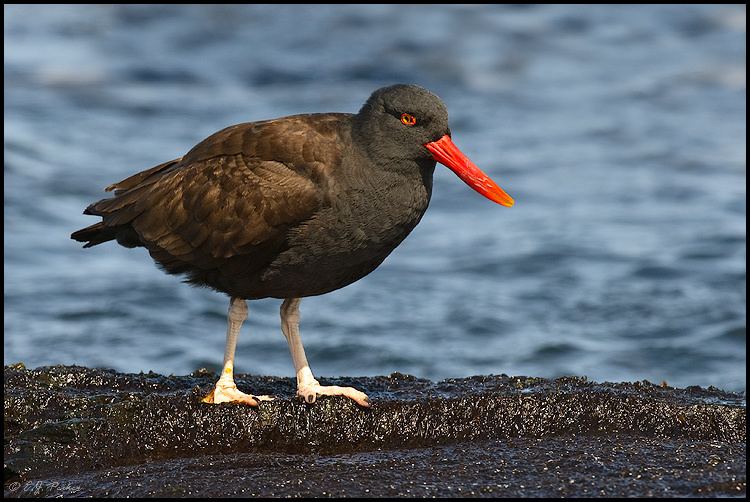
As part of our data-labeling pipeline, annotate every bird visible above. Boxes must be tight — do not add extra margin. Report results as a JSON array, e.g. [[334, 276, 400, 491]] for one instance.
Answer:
[[71, 84, 514, 408]]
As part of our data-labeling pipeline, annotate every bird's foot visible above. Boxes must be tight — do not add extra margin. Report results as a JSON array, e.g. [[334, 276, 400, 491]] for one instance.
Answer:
[[202, 381, 274, 406], [297, 381, 370, 408]]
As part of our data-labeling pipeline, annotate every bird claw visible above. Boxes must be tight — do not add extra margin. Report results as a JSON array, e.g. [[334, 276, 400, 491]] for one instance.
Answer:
[[297, 383, 371, 407], [202, 383, 274, 406]]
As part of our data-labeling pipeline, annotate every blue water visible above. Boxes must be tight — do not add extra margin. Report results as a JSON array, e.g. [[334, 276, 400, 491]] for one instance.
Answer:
[[4, 5, 746, 392]]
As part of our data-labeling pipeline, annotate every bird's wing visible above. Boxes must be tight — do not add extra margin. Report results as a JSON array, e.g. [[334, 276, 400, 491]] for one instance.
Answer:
[[85, 114, 349, 275]]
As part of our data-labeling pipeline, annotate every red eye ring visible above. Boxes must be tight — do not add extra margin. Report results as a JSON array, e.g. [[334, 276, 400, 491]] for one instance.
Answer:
[[400, 113, 417, 126]]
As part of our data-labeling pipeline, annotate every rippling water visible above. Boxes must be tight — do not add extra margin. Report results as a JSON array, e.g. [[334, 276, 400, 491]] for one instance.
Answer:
[[4, 5, 746, 391]]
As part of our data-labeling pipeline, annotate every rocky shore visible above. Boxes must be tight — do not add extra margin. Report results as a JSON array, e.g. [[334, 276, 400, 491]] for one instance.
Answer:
[[4, 364, 745, 497]]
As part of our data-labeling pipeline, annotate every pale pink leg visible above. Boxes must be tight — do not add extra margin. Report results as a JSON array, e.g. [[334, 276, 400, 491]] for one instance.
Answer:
[[280, 298, 370, 407], [202, 297, 274, 406]]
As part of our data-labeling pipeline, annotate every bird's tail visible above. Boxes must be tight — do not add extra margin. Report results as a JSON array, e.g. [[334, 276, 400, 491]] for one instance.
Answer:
[[70, 221, 119, 248], [70, 158, 181, 248]]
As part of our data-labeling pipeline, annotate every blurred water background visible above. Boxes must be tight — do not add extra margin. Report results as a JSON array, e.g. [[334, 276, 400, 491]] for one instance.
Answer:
[[4, 5, 746, 391]]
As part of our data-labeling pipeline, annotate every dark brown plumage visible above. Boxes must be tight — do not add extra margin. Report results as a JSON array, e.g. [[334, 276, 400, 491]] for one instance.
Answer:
[[71, 84, 513, 407]]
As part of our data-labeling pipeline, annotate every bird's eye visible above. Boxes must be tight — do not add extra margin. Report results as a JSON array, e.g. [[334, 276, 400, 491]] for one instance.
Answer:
[[400, 113, 417, 126]]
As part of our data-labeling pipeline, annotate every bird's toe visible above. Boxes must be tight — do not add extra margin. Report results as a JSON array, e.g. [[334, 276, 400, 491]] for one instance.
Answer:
[[202, 383, 270, 406], [297, 384, 370, 407]]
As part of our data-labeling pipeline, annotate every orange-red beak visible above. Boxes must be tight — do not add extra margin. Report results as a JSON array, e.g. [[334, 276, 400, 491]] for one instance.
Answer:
[[424, 135, 514, 207]]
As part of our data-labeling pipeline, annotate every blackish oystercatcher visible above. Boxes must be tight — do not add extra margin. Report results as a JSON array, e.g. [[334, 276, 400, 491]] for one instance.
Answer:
[[71, 84, 514, 407]]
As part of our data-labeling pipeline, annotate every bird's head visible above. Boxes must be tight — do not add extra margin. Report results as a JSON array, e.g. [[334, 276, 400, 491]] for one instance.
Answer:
[[355, 84, 514, 207]]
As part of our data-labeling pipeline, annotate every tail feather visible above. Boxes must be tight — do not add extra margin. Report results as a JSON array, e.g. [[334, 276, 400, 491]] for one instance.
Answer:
[[72, 158, 181, 249], [72, 221, 142, 248], [71, 222, 118, 248]]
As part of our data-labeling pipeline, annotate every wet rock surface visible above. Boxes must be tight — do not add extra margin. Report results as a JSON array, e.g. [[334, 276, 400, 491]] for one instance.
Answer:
[[4, 365, 746, 497]]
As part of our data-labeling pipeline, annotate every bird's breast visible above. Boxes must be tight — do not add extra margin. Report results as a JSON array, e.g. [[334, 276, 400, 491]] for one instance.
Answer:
[[257, 166, 433, 298]]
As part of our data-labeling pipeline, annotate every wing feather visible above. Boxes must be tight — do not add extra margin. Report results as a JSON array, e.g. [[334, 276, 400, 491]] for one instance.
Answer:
[[80, 114, 349, 290]]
